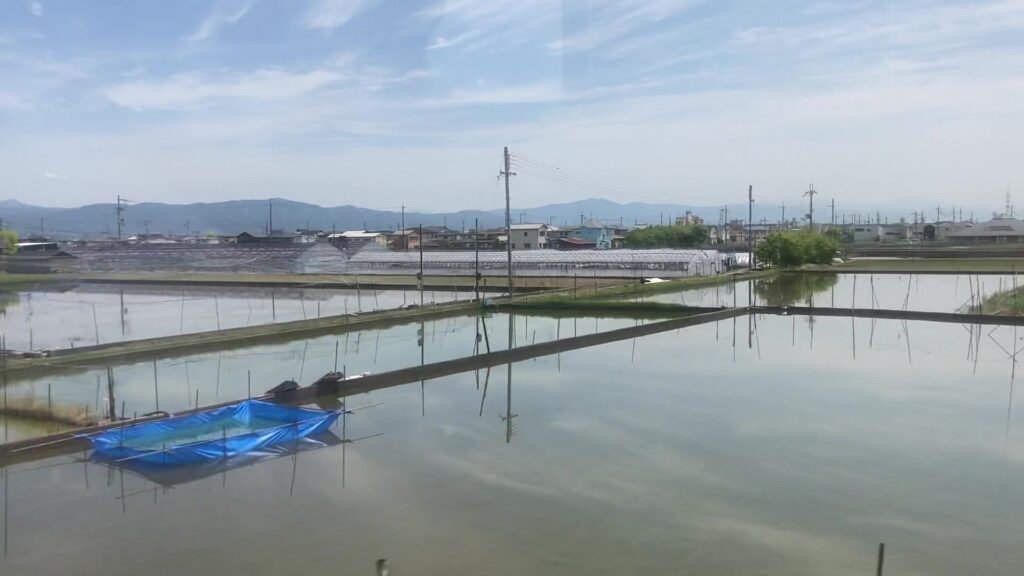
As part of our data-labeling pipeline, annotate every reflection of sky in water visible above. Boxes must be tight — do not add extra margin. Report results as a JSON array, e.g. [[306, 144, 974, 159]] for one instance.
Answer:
[[642, 272, 1024, 313], [0, 284, 470, 351], [4, 315, 1024, 574]]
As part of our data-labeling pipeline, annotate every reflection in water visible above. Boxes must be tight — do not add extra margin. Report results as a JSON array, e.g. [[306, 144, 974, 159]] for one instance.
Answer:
[[753, 272, 839, 306], [7, 315, 1024, 573]]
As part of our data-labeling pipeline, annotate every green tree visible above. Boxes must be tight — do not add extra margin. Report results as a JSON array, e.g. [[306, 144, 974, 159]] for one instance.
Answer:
[[0, 230, 18, 255], [623, 224, 708, 248], [754, 230, 839, 267]]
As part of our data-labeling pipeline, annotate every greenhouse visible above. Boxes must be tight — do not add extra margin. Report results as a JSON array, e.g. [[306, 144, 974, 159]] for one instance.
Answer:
[[347, 248, 732, 277]]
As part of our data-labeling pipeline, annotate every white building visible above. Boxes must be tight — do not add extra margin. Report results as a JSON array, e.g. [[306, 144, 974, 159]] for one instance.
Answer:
[[509, 223, 549, 250]]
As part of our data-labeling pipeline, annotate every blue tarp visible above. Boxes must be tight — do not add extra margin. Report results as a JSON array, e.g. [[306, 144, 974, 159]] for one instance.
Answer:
[[89, 400, 341, 466]]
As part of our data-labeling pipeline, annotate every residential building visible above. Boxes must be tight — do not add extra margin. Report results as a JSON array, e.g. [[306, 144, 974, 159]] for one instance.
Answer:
[[509, 223, 549, 250], [947, 216, 1024, 244], [675, 211, 704, 226], [555, 237, 597, 250], [556, 220, 613, 249], [328, 230, 388, 250], [934, 221, 973, 241]]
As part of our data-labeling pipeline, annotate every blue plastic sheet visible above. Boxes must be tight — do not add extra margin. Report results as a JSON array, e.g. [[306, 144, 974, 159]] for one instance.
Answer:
[[89, 400, 341, 466]]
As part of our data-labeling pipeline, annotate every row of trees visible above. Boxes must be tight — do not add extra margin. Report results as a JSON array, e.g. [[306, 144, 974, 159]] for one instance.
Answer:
[[622, 224, 709, 248], [754, 230, 839, 267]]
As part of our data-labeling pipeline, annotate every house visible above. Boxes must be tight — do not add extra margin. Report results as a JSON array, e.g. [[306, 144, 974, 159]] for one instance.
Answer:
[[509, 223, 549, 250], [448, 229, 505, 250], [556, 220, 613, 249], [845, 224, 883, 243], [934, 221, 973, 241], [236, 231, 298, 244], [388, 229, 418, 250], [725, 221, 777, 245], [947, 216, 1024, 244], [555, 237, 597, 250], [328, 230, 388, 250]]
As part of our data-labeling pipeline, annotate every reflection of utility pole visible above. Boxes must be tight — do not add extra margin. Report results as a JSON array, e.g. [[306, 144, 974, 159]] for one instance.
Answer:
[[501, 314, 518, 443], [419, 321, 425, 418]]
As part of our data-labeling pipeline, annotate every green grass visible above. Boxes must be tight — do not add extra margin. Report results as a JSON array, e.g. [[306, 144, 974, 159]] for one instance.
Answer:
[[975, 288, 1024, 316], [828, 258, 1024, 273]]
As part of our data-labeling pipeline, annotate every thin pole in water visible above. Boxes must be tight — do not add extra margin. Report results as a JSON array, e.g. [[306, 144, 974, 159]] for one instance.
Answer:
[[91, 303, 100, 345], [419, 224, 425, 308], [247, 370, 251, 400], [195, 388, 199, 410], [334, 340, 339, 373], [876, 543, 885, 576], [153, 359, 159, 412], [214, 295, 221, 330]]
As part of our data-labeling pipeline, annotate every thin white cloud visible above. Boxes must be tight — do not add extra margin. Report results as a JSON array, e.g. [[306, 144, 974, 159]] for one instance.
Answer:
[[551, 0, 702, 53], [0, 91, 30, 111], [416, 0, 556, 51], [43, 172, 69, 180], [28, 1, 42, 17], [104, 68, 345, 111], [303, 0, 375, 30], [186, 0, 256, 42]]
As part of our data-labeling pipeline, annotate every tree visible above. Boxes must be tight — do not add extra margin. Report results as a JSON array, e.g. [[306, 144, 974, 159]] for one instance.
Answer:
[[0, 230, 18, 255], [623, 224, 708, 248], [754, 230, 839, 267]]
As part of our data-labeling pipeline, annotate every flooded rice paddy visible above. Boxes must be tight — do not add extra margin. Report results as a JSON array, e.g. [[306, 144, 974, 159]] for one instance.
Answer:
[[3, 273, 1024, 574], [0, 283, 469, 351], [642, 271, 1021, 312]]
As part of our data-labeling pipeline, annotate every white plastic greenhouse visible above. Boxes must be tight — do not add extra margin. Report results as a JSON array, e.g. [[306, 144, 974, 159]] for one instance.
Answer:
[[346, 248, 733, 277]]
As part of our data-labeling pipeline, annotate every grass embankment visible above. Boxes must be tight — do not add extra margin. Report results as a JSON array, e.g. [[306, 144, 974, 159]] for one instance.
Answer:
[[828, 258, 1024, 274], [975, 289, 1024, 316], [0, 273, 73, 290], [75, 271, 626, 292], [519, 268, 777, 306]]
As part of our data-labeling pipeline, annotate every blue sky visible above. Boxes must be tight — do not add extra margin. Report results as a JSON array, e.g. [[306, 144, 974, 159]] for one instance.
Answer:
[[1, 0, 1023, 214]]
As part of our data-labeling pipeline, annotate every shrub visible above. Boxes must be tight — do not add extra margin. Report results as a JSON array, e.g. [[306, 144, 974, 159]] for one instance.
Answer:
[[754, 230, 839, 267]]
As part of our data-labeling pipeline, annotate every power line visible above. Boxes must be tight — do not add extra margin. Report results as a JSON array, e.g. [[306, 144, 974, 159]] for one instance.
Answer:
[[509, 153, 697, 202]]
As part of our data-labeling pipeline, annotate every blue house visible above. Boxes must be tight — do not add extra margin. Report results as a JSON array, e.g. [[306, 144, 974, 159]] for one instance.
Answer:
[[558, 220, 614, 249]]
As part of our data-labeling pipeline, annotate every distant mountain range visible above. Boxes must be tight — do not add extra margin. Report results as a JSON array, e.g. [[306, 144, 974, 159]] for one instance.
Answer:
[[0, 197, 776, 239], [0, 196, 969, 239]]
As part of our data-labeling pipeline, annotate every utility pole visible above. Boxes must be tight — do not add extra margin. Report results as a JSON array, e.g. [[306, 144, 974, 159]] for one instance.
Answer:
[[500, 147, 515, 299], [142, 220, 150, 236], [401, 204, 406, 249], [779, 204, 785, 227], [268, 199, 274, 238], [803, 184, 817, 230], [829, 198, 836, 226], [116, 194, 126, 241], [747, 185, 754, 269], [935, 206, 941, 223], [39, 218, 44, 239]]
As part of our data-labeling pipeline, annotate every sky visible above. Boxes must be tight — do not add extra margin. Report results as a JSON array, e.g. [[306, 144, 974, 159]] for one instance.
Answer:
[[1, 0, 1023, 215]]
